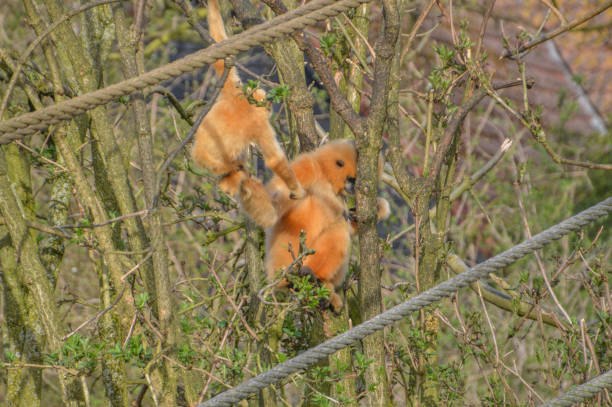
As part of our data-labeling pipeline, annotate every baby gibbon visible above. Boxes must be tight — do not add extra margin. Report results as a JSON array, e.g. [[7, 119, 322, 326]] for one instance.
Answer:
[[191, 0, 305, 227], [263, 140, 390, 312]]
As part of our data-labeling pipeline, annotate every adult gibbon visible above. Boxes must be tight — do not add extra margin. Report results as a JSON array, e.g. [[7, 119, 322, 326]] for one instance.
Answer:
[[262, 140, 390, 312], [191, 0, 305, 227]]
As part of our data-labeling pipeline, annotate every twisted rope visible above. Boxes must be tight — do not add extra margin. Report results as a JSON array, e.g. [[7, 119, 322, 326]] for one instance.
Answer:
[[538, 369, 612, 407], [200, 197, 612, 407], [0, 0, 368, 142]]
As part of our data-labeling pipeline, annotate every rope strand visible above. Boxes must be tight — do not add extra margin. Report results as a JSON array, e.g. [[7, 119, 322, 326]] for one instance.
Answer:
[[0, 0, 368, 142]]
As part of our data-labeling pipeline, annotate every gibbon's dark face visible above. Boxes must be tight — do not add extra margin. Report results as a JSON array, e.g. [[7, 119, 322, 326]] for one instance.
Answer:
[[318, 140, 357, 195], [344, 176, 356, 194]]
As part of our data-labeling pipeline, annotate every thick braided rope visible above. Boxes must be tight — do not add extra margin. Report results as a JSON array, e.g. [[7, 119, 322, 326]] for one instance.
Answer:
[[200, 196, 612, 407], [0, 0, 367, 142], [538, 369, 612, 407]]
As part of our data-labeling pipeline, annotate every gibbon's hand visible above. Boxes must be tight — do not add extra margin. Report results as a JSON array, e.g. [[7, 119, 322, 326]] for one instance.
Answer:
[[289, 185, 307, 200], [348, 197, 391, 223]]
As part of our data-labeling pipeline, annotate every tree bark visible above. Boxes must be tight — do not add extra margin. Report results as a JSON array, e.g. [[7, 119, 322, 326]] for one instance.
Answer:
[[355, 1, 399, 405]]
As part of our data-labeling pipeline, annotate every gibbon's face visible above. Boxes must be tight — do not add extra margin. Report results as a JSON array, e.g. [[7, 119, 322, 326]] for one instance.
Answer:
[[317, 140, 357, 195]]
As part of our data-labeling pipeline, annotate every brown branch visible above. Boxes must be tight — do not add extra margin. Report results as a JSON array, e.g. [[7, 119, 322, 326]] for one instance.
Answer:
[[150, 86, 194, 126], [447, 254, 567, 330], [501, 0, 612, 58], [475, 0, 496, 59], [56, 209, 150, 229], [62, 285, 128, 341], [426, 79, 531, 187], [355, 0, 400, 404], [486, 79, 612, 171], [261, 0, 366, 138], [3, 362, 79, 376], [297, 35, 366, 138], [537, 134, 612, 170], [120, 250, 154, 281], [26, 220, 72, 239], [400, 0, 437, 62]]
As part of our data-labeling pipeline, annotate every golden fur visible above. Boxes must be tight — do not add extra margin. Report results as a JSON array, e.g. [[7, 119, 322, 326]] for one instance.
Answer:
[[191, 0, 305, 227], [262, 140, 389, 312]]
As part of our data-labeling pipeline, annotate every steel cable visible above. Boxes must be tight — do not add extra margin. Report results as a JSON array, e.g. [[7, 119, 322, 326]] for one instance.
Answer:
[[200, 196, 612, 407], [538, 369, 612, 407]]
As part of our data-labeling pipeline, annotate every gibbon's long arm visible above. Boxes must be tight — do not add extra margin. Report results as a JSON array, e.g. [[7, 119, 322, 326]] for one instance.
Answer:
[[190, 0, 305, 227]]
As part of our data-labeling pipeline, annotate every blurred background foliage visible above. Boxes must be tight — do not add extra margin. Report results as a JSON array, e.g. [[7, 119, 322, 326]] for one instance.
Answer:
[[0, 0, 610, 406]]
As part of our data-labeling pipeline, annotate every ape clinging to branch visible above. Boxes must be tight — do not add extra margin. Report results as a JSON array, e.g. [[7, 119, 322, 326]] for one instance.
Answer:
[[191, 0, 305, 227], [262, 140, 390, 312]]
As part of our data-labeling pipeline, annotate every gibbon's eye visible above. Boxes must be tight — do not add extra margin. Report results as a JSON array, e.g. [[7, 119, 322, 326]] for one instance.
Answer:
[[336, 160, 345, 167]]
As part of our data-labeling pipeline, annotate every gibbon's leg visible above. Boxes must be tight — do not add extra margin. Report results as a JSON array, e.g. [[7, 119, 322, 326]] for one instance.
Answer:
[[239, 176, 278, 228], [302, 227, 349, 282], [276, 266, 317, 290], [298, 266, 342, 312], [301, 226, 350, 311], [323, 281, 343, 313], [257, 123, 306, 199], [218, 161, 248, 196]]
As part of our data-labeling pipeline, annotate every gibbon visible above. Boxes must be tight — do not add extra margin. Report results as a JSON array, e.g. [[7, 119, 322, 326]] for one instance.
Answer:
[[191, 0, 305, 227], [262, 140, 390, 312]]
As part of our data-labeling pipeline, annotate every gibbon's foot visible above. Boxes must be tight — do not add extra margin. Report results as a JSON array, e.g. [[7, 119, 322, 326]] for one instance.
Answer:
[[276, 277, 291, 289], [320, 281, 343, 313], [289, 185, 307, 200], [328, 292, 343, 314], [377, 197, 391, 220], [317, 294, 342, 314], [282, 267, 316, 290], [239, 178, 278, 228], [298, 266, 316, 279], [219, 169, 246, 196]]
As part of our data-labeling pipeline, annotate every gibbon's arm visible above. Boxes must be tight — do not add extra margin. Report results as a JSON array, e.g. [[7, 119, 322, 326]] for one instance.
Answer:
[[348, 197, 391, 235], [192, 0, 305, 227], [266, 140, 357, 206], [207, 0, 227, 42]]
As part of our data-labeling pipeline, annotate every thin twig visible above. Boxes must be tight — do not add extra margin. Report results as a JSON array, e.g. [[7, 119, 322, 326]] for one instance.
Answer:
[[14, 140, 69, 171], [447, 254, 566, 329], [400, 0, 436, 62], [57, 209, 150, 229], [474, 0, 495, 59], [513, 178, 573, 325], [0, 0, 127, 118], [62, 285, 127, 341], [121, 250, 154, 281], [152, 67, 230, 209], [150, 86, 194, 126], [341, 12, 376, 62], [501, 0, 612, 58], [486, 86, 612, 171]]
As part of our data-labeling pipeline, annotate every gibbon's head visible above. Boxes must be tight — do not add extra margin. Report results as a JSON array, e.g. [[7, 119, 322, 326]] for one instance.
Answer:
[[316, 140, 357, 195]]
